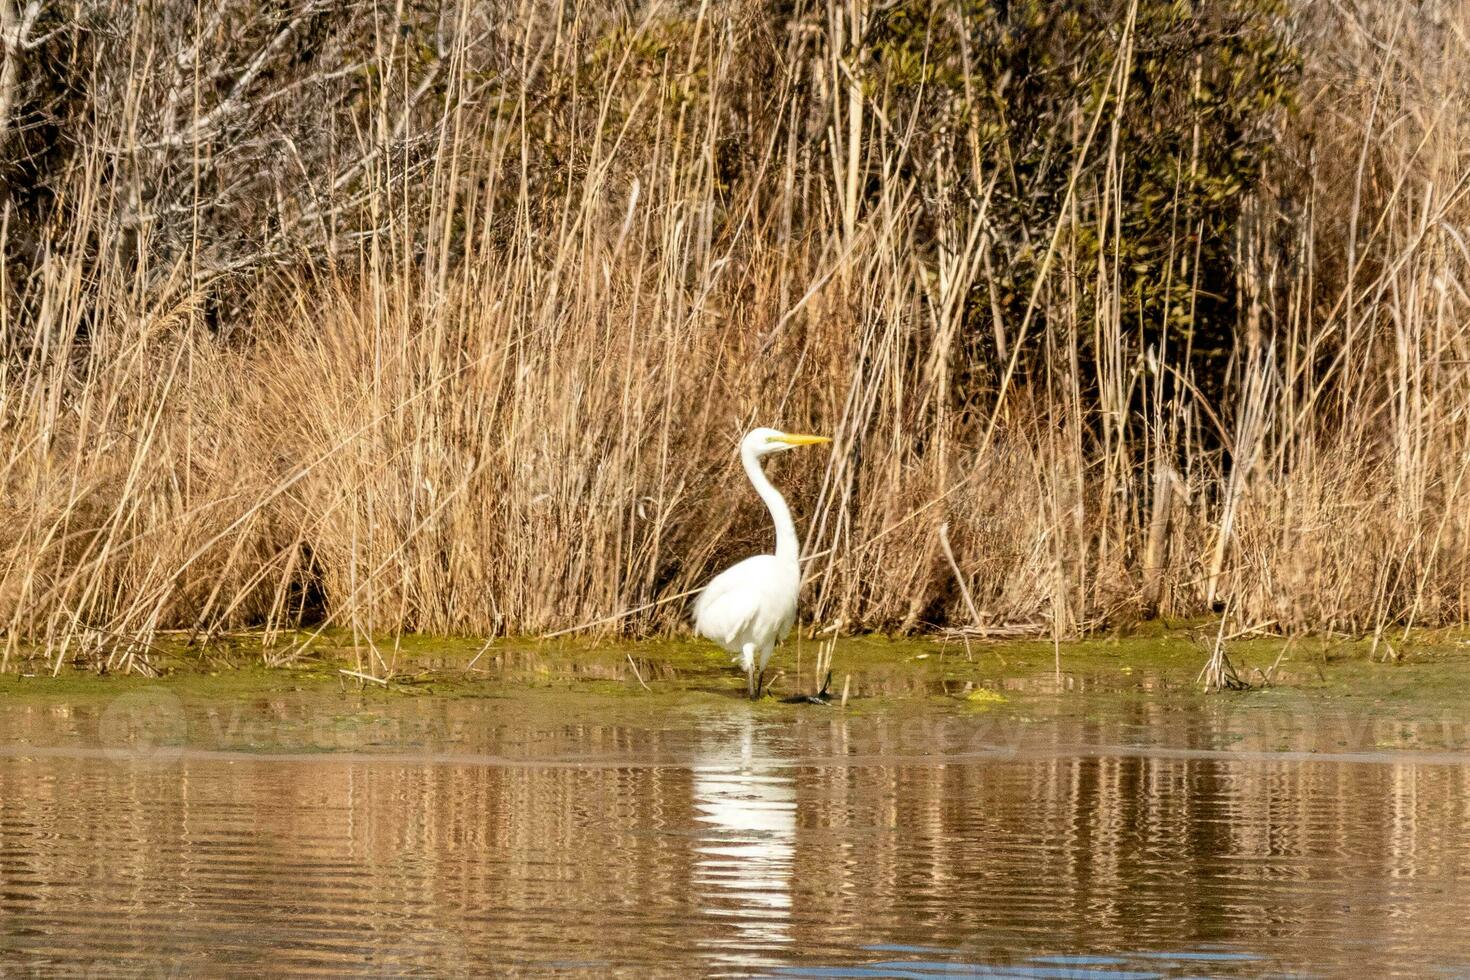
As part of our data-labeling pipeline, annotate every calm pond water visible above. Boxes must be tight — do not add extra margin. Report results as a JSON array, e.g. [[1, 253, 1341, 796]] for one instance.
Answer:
[[1, 684, 1469, 977]]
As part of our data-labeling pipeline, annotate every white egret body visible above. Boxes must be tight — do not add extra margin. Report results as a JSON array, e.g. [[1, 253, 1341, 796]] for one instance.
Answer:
[[693, 428, 830, 698]]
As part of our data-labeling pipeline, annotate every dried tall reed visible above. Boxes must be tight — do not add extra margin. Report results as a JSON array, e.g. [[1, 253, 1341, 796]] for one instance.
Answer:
[[0, 0, 1466, 671]]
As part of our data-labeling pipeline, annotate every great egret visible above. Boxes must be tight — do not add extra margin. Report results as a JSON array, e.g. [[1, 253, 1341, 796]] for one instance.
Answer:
[[693, 427, 831, 699]]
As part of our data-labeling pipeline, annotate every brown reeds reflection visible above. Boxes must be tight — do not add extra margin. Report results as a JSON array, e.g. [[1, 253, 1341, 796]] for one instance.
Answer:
[[0, 700, 1468, 975]]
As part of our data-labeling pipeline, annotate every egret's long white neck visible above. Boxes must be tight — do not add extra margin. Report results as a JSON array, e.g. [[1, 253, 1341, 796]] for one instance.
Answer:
[[742, 444, 799, 567]]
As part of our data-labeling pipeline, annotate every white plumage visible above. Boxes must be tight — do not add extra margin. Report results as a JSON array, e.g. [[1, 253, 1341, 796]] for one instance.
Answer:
[[693, 555, 798, 670], [693, 427, 830, 698]]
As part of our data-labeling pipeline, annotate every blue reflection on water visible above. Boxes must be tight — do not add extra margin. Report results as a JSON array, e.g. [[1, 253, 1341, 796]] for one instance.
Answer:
[[771, 944, 1267, 979]]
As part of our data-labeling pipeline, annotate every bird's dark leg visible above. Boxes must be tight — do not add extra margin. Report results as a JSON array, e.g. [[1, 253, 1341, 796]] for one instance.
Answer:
[[754, 667, 766, 700], [779, 668, 836, 705], [800, 670, 833, 705]]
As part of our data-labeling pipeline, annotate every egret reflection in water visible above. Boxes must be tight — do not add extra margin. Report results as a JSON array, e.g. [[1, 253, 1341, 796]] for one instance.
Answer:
[[691, 717, 798, 968]]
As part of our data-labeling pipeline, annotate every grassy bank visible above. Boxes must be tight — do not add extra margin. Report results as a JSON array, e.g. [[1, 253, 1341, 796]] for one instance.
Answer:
[[1, 1, 1468, 671], [6, 628, 1470, 718], [6, 632, 1470, 775]]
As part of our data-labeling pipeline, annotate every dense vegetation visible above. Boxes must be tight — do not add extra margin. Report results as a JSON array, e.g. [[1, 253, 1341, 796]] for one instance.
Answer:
[[0, 0, 1465, 671]]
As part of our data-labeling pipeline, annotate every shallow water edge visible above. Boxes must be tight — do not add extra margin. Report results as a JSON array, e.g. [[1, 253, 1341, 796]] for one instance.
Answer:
[[3, 630, 1470, 977], [5, 628, 1470, 758]]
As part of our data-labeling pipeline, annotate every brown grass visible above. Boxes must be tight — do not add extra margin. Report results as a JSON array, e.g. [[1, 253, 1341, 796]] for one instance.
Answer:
[[1, 0, 1468, 672]]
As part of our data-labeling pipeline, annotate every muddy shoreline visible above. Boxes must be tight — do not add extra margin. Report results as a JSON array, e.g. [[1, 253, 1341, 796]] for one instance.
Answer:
[[4, 628, 1469, 758]]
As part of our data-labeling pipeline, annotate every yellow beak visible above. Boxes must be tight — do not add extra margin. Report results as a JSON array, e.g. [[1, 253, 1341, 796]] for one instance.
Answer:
[[772, 433, 832, 447]]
